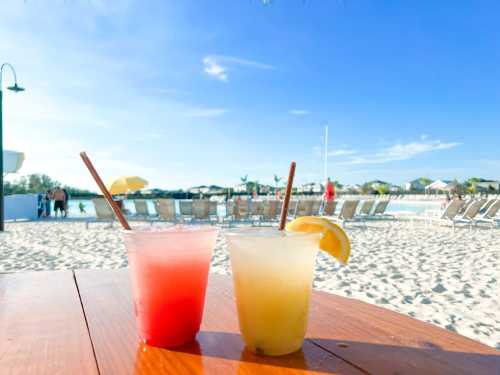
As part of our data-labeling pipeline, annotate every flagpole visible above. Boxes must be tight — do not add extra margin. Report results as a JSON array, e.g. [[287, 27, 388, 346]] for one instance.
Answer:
[[324, 125, 328, 181]]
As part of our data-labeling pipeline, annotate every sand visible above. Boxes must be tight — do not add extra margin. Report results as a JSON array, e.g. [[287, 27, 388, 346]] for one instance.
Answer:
[[0, 219, 498, 349]]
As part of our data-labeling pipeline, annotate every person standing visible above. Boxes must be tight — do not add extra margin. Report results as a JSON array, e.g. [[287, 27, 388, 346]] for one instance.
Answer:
[[44, 190, 52, 217], [37, 193, 44, 218], [320, 178, 336, 214], [52, 187, 66, 218], [324, 178, 336, 202], [62, 188, 70, 218]]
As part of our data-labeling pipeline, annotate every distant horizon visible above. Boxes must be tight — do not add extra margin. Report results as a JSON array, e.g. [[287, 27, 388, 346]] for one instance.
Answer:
[[2, 1, 500, 190]]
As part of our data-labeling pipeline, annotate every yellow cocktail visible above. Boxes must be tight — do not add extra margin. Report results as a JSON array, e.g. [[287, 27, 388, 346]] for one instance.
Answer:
[[226, 228, 320, 356]]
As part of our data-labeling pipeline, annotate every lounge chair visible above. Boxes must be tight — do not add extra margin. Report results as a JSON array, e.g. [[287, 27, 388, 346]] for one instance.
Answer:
[[451, 199, 485, 228], [295, 200, 313, 217], [474, 199, 500, 227], [323, 201, 336, 216], [209, 200, 218, 222], [250, 200, 264, 221], [479, 199, 496, 214], [86, 198, 115, 229], [155, 199, 177, 222], [358, 200, 375, 217], [333, 200, 359, 227], [133, 200, 149, 217], [458, 198, 473, 214], [371, 200, 391, 218], [260, 200, 280, 225], [288, 200, 298, 218], [311, 200, 322, 216], [193, 199, 210, 221], [225, 200, 235, 222], [179, 200, 193, 222], [426, 199, 464, 226], [234, 199, 250, 221]]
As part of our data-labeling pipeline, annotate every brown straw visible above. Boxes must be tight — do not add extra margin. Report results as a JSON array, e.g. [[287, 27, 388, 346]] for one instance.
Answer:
[[79, 152, 132, 230], [279, 161, 296, 230]]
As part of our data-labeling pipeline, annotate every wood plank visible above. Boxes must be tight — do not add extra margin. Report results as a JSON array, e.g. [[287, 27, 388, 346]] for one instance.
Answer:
[[307, 290, 500, 375], [0, 271, 99, 375], [75, 269, 364, 375]]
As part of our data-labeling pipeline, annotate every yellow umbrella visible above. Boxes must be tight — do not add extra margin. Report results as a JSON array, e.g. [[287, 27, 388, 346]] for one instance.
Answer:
[[107, 176, 148, 195]]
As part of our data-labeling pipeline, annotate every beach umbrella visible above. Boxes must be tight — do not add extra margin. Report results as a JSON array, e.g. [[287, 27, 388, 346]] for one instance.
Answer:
[[107, 176, 148, 195], [3, 150, 25, 175]]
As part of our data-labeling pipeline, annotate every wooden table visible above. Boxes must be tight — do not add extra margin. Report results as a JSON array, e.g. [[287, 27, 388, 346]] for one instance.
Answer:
[[1, 269, 498, 374]]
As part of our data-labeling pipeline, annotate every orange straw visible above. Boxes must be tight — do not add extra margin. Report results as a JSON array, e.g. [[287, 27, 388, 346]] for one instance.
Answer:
[[279, 161, 296, 230], [79, 152, 132, 230]]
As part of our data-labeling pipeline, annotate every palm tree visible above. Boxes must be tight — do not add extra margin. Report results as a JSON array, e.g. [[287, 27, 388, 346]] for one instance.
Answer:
[[273, 174, 282, 192], [240, 175, 249, 194]]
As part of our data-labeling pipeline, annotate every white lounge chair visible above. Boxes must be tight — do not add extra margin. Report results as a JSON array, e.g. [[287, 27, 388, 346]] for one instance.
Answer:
[[295, 200, 313, 217], [479, 199, 496, 214], [358, 200, 375, 217], [209, 200, 218, 223], [287, 200, 298, 218], [311, 200, 322, 216], [427, 199, 464, 227], [371, 200, 391, 218], [193, 199, 210, 221], [179, 200, 193, 222], [225, 200, 235, 223], [250, 200, 264, 221], [86, 198, 115, 229], [133, 200, 149, 217], [333, 200, 359, 227], [452, 199, 485, 228], [474, 199, 500, 227], [155, 199, 177, 222], [234, 199, 250, 221], [260, 200, 280, 225], [323, 201, 337, 216]]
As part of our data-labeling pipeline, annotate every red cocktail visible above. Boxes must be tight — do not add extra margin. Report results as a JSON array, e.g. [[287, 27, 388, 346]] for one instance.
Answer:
[[123, 226, 217, 348]]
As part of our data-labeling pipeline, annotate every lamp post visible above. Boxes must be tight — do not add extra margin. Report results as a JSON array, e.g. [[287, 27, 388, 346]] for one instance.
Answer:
[[0, 63, 25, 232]]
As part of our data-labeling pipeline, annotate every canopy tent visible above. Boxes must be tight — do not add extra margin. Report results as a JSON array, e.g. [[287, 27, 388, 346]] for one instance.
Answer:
[[425, 180, 460, 192], [3, 150, 25, 175]]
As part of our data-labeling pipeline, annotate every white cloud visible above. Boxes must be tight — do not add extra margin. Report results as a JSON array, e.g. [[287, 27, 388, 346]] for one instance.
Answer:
[[336, 139, 461, 165], [289, 109, 309, 115], [328, 149, 357, 157], [202, 55, 274, 82], [203, 56, 227, 82], [184, 108, 227, 118], [216, 56, 275, 70]]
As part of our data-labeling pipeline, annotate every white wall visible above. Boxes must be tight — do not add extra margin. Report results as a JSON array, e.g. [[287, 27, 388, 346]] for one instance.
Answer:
[[5, 194, 38, 221]]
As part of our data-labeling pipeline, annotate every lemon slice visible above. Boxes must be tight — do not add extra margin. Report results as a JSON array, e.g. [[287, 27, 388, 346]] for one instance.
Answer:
[[286, 216, 351, 264]]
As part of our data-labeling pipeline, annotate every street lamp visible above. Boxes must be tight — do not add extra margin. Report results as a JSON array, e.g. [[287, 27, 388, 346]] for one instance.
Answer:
[[0, 63, 25, 232]]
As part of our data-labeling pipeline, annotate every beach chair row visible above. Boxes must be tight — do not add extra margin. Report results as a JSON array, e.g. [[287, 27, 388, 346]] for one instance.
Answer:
[[88, 198, 394, 228], [426, 198, 500, 228], [88, 198, 217, 227], [323, 199, 393, 227]]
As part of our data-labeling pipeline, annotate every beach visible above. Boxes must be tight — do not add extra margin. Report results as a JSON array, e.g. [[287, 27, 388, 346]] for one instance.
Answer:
[[0, 219, 498, 349]]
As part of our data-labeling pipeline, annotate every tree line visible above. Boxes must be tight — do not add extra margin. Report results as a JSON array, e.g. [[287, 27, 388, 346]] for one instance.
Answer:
[[4, 174, 95, 198]]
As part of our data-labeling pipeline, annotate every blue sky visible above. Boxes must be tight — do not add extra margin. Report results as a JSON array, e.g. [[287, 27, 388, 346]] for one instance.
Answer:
[[1, 0, 500, 191]]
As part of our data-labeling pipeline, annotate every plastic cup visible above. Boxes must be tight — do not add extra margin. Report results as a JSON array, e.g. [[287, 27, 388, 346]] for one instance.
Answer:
[[225, 228, 320, 356], [123, 225, 217, 348]]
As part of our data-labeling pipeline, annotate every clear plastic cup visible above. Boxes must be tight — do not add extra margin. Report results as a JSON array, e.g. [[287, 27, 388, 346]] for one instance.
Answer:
[[225, 228, 320, 356], [122, 225, 217, 348]]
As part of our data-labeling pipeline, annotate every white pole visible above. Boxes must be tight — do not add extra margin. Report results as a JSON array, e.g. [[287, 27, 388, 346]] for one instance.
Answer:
[[324, 125, 328, 181]]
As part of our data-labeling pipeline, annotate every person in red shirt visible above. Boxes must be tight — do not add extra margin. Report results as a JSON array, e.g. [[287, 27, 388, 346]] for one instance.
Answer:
[[321, 178, 336, 215], [324, 178, 335, 202]]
